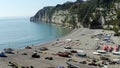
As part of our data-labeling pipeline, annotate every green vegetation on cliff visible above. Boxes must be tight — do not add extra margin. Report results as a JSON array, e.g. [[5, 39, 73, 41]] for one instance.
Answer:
[[30, 0, 120, 30]]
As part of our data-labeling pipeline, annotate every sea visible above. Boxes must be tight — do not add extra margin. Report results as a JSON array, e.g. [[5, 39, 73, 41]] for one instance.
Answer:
[[0, 17, 70, 50]]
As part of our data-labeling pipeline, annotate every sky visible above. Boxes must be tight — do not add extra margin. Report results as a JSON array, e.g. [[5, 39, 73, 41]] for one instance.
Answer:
[[0, 0, 77, 18]]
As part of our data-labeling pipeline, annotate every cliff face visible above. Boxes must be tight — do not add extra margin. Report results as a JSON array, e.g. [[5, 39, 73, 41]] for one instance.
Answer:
[[51, 10, 68, 24], [30, 0, 120, 29], [30, 2, 80, 28], [30, 6, 54, 22]]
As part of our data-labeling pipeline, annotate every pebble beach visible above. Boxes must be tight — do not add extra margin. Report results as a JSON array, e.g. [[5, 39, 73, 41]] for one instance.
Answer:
[[0, 28, 120, 68]]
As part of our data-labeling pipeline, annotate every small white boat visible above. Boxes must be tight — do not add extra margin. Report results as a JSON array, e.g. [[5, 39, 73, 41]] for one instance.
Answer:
[[112, 51, 120, 55], [75, 50, 84, 53], [97, 50, 106, 53], [93, 52, 101, 55], [113, 59, 120, 63], [66, 39, 72, 41]]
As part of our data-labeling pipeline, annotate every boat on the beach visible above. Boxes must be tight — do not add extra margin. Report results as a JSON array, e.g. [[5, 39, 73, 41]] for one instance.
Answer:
[[39, 47, 48, 51], [76, 52, 86, 57], [57, 52, 69, 57], [4, 48, 14, 54], [113, 59, 120, 64], [0, 51, 7, 57], [112, 51, 120, 55], [64, 46, 72, 49], [25, 46, 32, 49], [93, 52, 101, 55], [103, 34, 111, 41], [66, 39, 72, 42], [97, 50, 106, 53], [32, 52, 40, 58]]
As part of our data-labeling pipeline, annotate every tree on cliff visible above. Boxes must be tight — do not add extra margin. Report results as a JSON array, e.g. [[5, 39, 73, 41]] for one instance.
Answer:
[[69, 16, 77, 28]]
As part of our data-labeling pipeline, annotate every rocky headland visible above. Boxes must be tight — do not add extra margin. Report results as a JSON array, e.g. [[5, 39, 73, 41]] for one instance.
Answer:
[[30, 0, 120, 31]]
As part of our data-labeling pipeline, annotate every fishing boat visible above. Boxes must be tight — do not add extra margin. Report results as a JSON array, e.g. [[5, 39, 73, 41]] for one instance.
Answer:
[[57, 52, 69, 57], [0, 51, 7, 57], [4, 48, 14, 54], [97, 50, 106, 53], [112, 51, 120, 55]]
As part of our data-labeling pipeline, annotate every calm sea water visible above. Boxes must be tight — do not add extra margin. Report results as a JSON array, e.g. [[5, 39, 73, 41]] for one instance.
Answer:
[[0, 18, 70, 50]]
